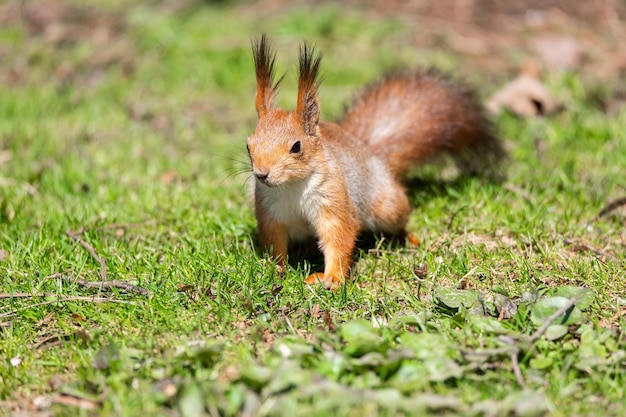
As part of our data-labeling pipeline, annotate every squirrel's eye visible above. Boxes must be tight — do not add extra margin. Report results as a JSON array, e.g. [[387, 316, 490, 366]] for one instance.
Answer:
[[289, 141, 302, 154]]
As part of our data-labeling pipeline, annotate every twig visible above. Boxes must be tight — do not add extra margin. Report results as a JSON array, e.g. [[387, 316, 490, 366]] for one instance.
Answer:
[[51, 395, 100, 410], [66, 228, 107, 281], [71, 219, 157, 235], [528, 297, 579, 343], [462, 298, 579, 388], [0, 292, 51, 298], [563, 237, 619, 264], [32, 334, 67, 350], [1, 276, 152, 300], [284, 316, 298, 335], [509, 348, 526, 388], [505, 298, 579, 387], [56, 273, 153, 297], [0, 296, 133, 319]]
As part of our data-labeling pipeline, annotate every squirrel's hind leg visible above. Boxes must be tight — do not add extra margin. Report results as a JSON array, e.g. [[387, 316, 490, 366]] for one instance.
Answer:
[[369, 184, 420, 247]]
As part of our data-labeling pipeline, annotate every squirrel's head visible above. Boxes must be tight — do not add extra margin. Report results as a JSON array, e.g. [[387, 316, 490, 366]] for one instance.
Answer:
[[247, 35, 322, 188]]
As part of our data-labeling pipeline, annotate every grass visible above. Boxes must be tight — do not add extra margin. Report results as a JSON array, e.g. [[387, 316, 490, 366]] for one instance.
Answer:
[[1, 1, 625, 416]]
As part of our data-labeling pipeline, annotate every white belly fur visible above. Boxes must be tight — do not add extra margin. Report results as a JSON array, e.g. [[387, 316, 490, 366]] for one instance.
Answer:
[[255, 173, 326, 241]]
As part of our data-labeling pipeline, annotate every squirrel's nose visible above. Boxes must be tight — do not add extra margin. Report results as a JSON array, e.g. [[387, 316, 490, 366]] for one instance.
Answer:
[[254, 171, 269, 182]]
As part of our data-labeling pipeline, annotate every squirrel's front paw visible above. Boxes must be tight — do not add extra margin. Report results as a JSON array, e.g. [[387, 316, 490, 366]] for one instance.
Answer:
[[305, 272, 343, 291]]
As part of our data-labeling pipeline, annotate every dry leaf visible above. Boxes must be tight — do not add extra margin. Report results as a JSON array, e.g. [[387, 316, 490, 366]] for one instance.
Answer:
[[72, 313, 86, 322], [311, 303, 321, 318], [160, 171, 179, 184], [486, 74, 562, 117], [323, 310, 336, 331]]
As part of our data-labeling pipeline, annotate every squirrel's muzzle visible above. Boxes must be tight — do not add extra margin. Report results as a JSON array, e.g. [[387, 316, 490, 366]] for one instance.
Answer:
[[254, 170, 270, 184]]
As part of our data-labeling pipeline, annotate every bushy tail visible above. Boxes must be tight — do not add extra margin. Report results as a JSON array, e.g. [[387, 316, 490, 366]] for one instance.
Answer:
[[340, 69, 504, 181]]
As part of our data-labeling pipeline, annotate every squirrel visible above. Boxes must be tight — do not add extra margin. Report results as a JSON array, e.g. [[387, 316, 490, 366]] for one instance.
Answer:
[[246, 35, 504, 290]]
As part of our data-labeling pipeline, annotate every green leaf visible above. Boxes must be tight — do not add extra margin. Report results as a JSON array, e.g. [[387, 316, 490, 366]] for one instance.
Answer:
[[398, 332, 449, 359], [239, 364, 273, 391], [529, 355, 553, 370], [544, 324, 569, 341], [316, 351, 347, 379], [373, 388, 404, 409], [553, 286, 594, 310], [389, 361, 428, 392], [225, 383, 246, 416], [530, 296, 584, 326], [340, 319, 387, 357], [424, 357, 463, 381], [178, 383, 205, 417], [512, 390, 551, 417], [435, 288, 480, 310], [274, 336, 317, 359], [350, 352, 385, 368], [264, 361, 312, 395], [470, 316, 509, 334]]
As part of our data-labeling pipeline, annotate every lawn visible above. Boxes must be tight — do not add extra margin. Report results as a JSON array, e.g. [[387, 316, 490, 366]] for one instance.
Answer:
[[1, 1, 625, 416]]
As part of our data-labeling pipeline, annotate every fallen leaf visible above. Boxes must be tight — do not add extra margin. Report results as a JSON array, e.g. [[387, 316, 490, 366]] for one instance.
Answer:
[[176, 283, 194, 292], [261, 328, 275, 345], [552, 286, 594, 310], [160, 171, 180, 184], [310, 303, 321, 318], [435, 288, 480, 310], [544, 324, 569, 341], [495, 294, 518, 320], [72, 313, 86, 322], [413, 262, 428, 279], [486, 74, 562, 117], [323, 310, 336, 331], [530, 296, 584, 327]]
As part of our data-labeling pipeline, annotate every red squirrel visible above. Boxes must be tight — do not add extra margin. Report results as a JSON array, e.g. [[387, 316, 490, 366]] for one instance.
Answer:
[[246, 35, 503, 290]]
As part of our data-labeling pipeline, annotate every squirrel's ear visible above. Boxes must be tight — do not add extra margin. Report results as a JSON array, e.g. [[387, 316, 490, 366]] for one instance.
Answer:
[[252, 34, 284, 118], [296, 41, 322, 136]]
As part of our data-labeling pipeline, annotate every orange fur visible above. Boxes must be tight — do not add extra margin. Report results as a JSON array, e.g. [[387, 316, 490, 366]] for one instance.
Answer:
[[246, 36, 504, 290]]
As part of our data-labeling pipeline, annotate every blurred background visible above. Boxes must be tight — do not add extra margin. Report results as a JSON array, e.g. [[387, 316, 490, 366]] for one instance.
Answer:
[[0, 0, 624, 226]]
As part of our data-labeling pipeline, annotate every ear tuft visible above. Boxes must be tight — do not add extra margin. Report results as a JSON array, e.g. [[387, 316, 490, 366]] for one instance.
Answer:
[[297, 41, 322, 135], [252, 34, 284, 117]]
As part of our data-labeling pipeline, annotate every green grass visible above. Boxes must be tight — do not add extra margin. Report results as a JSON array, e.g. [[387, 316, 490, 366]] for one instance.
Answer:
[[1, 1, 625, 416]]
